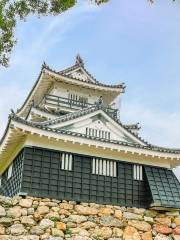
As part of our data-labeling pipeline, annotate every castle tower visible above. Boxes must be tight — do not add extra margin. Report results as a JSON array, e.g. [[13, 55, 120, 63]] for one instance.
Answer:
[[0, 55, 180, 210]]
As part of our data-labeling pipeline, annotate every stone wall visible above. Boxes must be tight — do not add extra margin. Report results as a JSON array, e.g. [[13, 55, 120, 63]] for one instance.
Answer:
[[0, 196, 179, 240]]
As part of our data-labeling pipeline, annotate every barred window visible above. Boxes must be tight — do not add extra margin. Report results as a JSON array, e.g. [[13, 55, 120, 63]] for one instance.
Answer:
[[7, 163, 13, 180], [61, 153, 73, 171], [68, 93, 88, 107], [92, 158, 117, 177], [133, 165, 143, 181], [86, 128, 110, 140]]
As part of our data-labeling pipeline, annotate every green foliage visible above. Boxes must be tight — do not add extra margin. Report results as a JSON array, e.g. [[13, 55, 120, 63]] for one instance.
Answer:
[[93, 235, 104, 240], [50, 216, 59, 222], [64, 226, 72, 236], [0, 0, 108, 68]]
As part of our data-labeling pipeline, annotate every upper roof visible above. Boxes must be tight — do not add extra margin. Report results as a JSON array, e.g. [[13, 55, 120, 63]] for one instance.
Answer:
[[17, 55, 125, 118], [58, 55, 124, 87], [59, 54, 98, 83]]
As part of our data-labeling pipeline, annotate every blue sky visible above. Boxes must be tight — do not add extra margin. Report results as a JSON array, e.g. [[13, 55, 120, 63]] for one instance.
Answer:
[[0, 0, 180, 178]]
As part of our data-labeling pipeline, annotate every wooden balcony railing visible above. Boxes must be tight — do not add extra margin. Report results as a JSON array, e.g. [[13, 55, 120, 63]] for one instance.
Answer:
[[43, 94, 118, 118]]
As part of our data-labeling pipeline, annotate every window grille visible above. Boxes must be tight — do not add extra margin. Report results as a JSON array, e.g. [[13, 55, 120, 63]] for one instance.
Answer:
[[79, 96, 88, 106], [7, 163, 13, 180], [92, 158, 117, 177], [61, 153, 73, 171], [86, 128, 111, 140], [68, 93, 88, 107], [133, 165, 143, 181]]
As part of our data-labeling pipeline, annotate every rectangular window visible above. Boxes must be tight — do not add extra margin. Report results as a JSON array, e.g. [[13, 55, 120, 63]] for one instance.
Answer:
[[61, 153, 73, 171], [7, 163, 13, 180], [86, 128, 111, 140], [92, 158, 117, 177], [133, 165, 143, 181]]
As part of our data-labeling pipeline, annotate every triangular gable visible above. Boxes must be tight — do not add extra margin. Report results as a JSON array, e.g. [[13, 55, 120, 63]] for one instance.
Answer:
[[59, 55, 97, 83], [44, 108, 147, 146], [64, 66, 96, 83]]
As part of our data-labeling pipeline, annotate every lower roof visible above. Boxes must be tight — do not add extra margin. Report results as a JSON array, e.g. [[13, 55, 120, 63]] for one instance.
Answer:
[[145, 166, 180, 209], [0, 110, 180, 175]]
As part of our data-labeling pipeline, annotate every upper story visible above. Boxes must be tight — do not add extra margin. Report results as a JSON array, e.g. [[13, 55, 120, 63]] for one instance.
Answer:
[[17, 55, 125, 120]]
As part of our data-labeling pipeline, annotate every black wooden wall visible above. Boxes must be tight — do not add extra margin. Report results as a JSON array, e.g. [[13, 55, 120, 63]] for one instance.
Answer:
[[1, 149, 24, 197], [20, 146, 152, 208]]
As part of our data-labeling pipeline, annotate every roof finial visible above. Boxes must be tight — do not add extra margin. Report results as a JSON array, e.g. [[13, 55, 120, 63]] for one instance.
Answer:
[[42, 61, 50, 70], [76, 54, 84, 67]]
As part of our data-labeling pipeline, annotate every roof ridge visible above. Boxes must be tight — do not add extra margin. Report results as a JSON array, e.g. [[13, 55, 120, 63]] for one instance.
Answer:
[[58, 63, 79, 75], [41, 106, 98, 126], [32, 106, 64, 116], [59, 64, 98, 83], [58, 55, 98, 83]]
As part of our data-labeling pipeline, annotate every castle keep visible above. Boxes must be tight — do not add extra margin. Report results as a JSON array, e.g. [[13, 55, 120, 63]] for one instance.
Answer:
[[0, 55, 180, 209]]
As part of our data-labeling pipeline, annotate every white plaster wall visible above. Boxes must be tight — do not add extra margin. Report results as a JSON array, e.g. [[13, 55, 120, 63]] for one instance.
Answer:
[[70, 118, 132, 143]]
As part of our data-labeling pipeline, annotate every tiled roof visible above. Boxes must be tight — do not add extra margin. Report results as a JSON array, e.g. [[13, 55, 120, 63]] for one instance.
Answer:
[[33, 106, 141, 131], [145, 166, 180, 209], [8, 111, 180, 154], [38, 105, 149, 145], [32, 106, 65, 116], [124, 123, 141, 130], [40, 105, 99, 126], [59, 54, 100, 84], [43, 63, 125, 90]]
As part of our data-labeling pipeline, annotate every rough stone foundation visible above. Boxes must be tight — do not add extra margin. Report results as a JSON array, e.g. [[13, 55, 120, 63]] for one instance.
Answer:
[[0, 195, 179, 240]]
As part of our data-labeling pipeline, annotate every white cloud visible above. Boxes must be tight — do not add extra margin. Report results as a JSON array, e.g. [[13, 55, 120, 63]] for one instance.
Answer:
[[121, 100, 180, 180], [11, 1, 99, 68]]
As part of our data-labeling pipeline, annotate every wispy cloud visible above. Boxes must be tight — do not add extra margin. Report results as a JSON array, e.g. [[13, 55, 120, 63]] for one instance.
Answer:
[[121, 100, 180, 179], [121, 101, 180, 148], [11, 1, 99, 68]]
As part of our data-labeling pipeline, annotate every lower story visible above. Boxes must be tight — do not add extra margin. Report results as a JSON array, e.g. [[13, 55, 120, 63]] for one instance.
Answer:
[[1, 146, 180, 209]]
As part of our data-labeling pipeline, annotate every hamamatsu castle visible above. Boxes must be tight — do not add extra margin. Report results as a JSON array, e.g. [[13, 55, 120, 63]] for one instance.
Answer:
[[0, 56, 180, 210]]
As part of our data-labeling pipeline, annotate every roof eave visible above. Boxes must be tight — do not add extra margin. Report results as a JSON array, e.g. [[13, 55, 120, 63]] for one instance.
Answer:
[[16, 65, 125, 118], [45, 67, 125, 91]]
